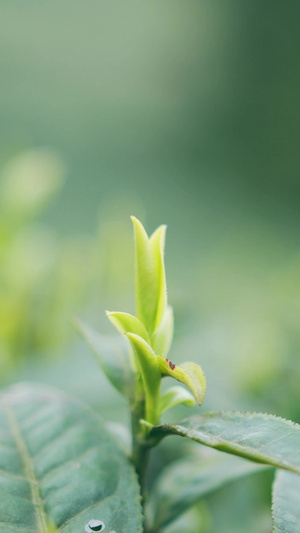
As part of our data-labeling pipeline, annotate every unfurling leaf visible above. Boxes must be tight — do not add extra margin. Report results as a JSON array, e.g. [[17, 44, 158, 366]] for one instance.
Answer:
[[149, 224, 167, 332], [158, 356, 206, 406], [160, 386, 195, 414], [126, 333, 161, 425], [152, 305, 174, 356], [106, 311, 150, 344], [131, 216, 158, 335], [131, 216, 167, 336]]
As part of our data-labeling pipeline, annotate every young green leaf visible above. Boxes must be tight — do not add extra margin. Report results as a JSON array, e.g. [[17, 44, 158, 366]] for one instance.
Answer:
[[76, 319, 136, 400], [152, 305, 174, 356], [146, 453, 269, 531], [158, 356, 206, 406], [126, 332, 161, 425], [0, 384, 143, 532], [106, 311, 151, 344], [149, 224, 167, 332], [131, 216, 158, 335], [272, 470, 300, 532], [160, 386, 195, 414], [149, 412, 300, 474]]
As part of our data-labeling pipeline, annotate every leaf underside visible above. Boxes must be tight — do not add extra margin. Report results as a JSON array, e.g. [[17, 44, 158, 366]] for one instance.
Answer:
[[0, 384, 142, 533], [76, 319, 136, 400], [150, 412, 300, 474], [147, 453, 269, 531], [272, 469, 300, 533]]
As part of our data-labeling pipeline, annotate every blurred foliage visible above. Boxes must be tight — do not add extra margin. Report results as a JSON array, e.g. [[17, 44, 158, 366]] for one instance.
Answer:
[[0, 150, 137, 379]]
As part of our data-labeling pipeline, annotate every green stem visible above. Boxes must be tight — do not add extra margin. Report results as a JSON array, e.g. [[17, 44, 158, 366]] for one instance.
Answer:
[[130, 395, 151, 504]]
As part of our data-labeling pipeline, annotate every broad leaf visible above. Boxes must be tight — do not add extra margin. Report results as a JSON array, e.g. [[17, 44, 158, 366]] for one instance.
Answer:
[[76, 319, 136, 400], [146, 453, 269, 531], [160, 386, 195, 414], [106, 311, 150, 344], [152, 306, 174, 356], [126, 333, 161, 425], [272, 470, 300, 532], [131, 216, 158, 335], [149, 412, 300, 474], [0, 384, 143, 533], [149, 224, 167, 332], [157, 357, 206, 406]]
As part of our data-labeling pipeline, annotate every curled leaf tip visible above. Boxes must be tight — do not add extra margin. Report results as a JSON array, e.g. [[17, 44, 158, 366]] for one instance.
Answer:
[[158, 356, 206, 406]]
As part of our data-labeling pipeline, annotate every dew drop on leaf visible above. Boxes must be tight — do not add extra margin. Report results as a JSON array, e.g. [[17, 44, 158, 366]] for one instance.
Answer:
[[85, 519, 105, 532]]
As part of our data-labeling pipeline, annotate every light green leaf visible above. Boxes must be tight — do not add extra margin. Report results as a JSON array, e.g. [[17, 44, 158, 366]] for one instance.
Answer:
[[147, 453, 269, 531], [158, 357, 206, 406], [1, 149, 64, 219], [76, 319, 136, 400], [152, 305, 174, 356], [160, 386, 195, 414], [149, 224, 167, 332], [106, 311, 150, 344], [272, 470, 300, 532], [149, 412, 300, 474], [126, 333, 161, 425], [0, 384, 143, 533], [131, 216, 158, 335]]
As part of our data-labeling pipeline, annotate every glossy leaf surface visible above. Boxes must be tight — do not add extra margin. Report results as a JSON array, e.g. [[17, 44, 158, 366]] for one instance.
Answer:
[[0, 384, 143, 533], [150, 412, 300, 473], [272, 469, 300, 532]]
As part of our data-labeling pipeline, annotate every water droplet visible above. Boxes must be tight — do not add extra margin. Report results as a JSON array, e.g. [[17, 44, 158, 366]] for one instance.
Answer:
[[85, 519, 105, 532]]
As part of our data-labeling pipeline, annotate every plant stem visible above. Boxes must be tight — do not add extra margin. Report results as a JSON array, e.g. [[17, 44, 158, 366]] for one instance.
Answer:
[[130, 396, 151, 504]]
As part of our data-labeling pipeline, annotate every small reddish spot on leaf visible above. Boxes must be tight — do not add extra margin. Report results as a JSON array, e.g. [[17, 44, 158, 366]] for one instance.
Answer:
[[168, 360, 176, 370]]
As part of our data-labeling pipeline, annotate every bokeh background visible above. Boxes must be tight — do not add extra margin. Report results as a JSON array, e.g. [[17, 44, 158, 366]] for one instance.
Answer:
[[1, 2, 300, 532]]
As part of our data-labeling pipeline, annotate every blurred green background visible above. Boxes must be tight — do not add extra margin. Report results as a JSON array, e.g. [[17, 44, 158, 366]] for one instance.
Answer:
[[1, 2, 300, 532]]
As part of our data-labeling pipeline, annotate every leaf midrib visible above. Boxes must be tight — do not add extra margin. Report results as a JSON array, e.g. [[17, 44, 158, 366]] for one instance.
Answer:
[[4, 404, 48, 533]]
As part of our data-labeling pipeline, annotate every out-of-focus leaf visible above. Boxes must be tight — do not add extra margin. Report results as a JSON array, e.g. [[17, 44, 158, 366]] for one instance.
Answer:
[[272, 469, 300, 532], [158, 356, 206, 406], [131, 216, 158, 335], [126, 333, 161, 425], [106, 311, 150, 344], [1, 149, 64, 219], [149, 224, 167, 332], [152, 305, 174, 356], [0, 384, 143, 532], [76, 319, 136, 400], [160, 386, 195, 414], [147, 453, 269, 531], [150, 413, 300, 474]]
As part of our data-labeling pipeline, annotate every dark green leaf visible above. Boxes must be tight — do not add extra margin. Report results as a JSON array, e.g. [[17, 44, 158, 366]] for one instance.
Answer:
[[0, 384, 143, 533], [150, 412, 300, 474], [147, 453, 269, 531]]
